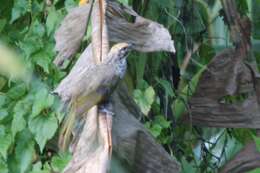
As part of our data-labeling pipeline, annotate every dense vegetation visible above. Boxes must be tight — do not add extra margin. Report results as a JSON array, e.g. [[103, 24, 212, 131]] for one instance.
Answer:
[[0, 0, 260, 172]]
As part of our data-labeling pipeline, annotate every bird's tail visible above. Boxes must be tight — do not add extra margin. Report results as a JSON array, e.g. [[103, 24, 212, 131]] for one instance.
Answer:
[[58, 102, 77, 151]]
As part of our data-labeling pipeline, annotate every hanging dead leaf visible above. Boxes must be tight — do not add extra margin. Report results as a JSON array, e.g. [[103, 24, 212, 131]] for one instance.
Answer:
[[54, 4, 91, 66], [53, 1, 175, 67], [185, 49, 260, 128], [220, 142, 260, 173]]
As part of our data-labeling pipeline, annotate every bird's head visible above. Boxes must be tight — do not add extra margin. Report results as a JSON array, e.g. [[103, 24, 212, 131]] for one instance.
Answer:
[[112, 42, 132, 57], [105, 43, 133, 78], [106, 42, 133, 63]]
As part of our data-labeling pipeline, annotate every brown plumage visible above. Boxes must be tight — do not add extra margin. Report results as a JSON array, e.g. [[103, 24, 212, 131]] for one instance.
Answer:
[[56, 42, 132, 150]]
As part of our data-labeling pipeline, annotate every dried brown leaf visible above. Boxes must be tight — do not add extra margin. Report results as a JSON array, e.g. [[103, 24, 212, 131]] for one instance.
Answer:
[[220, 142, 260, 173], [54, 1, 175, 67], [54, 4, 90, 67], [186, 49, 260, 128]]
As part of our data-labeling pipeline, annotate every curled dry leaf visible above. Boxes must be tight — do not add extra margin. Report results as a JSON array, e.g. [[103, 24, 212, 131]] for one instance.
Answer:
[[111, 84, 180, 173], [185, 49, 260, 128], [106, 1, 175, 53], [220, 142, 260, 173], [53, 1, 175, 67], [54, 4, 90, 66]]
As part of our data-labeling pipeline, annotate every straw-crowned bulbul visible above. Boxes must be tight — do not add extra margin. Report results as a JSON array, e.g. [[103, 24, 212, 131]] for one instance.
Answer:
[[57, 42, 132, 149]]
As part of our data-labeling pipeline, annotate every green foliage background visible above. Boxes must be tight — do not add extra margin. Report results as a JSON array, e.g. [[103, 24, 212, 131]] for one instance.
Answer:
[[0, 0, 260, 173]]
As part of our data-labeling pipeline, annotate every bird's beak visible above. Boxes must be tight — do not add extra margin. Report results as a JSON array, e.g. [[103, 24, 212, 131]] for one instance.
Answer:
[[128, 43, 134, 49]]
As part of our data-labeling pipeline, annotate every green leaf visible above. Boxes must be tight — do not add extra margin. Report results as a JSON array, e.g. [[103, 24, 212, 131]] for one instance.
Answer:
[[32, 88, 54, 117], [46, 7, 63, 36], [30, 20, 45, 38], [11, 0, 28, 23], [65, 0, 77, 11], [181, 158, 197, 173], [11, 111, 26, 138], [253, 136, 260, 152], [0, 109, 8, 121], [248, 168, 260, 173], [154, 116, 171, 129], [133, 90, 149, 115], [149, 124, 162, 138], [18, 37, 43, 59], [144, 87, 155, 105], [0, 127, 12, 160], [32, 51, 51, 74], [15, 130, 35, 173], [0, 19, 6, 32], [7, 83, 27, 99], [0, 95, 6, 107], [29, 113, 58, 152], [0, 158, 8, 173], [51, 152, 72, 172], [29, 162, 51, 173], [156, 78, 175, 97], [133, 86, 155, 115], [11, 97, 32, 138]]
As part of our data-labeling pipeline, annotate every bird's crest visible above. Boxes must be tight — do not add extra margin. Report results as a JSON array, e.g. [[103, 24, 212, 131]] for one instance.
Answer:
[[109, 42, 131, 54]]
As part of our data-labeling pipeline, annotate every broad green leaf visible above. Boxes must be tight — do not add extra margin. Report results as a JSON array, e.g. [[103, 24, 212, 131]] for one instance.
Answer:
[[11, 97, 32, 138], [46, 7, 63, 36], [29, 113, 58, 152], [0, 128, 12, 160], [29, 162, 51, 173], [154, 116, 171, 129], [32, 89, 54, 117], [134, 90, 149, 115], [137, 79, 149, 91], [0, 158, 8, 173], [15, 130, 35, 173], [30, 20, 45, 38], [149, 124, 162, 138], [7, 83, 27, 100], [144, 87, 155, 105], [181, 158, 197, 173], [18, 37, 43, 59], [11, 0, 28, 23], [0, 95, 6, 107], [11, 111, 26, 138], [32, 51, 51, 74], [51, 152, 72, 172], [0, 109, 8, 121], [133, 86, 155, 115], [65, 0, 78, 11], [0, 19, 6, 32]]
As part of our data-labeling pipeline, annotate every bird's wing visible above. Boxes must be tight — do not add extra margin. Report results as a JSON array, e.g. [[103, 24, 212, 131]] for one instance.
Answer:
[[72, 63, 119, 101]]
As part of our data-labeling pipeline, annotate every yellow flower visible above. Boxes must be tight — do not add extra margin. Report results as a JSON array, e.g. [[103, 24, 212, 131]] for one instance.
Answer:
[[79, 0, 89, 6]]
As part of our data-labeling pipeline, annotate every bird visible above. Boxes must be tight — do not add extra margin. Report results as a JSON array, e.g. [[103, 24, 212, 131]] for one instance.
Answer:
[[56, 42, 132, 150]]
